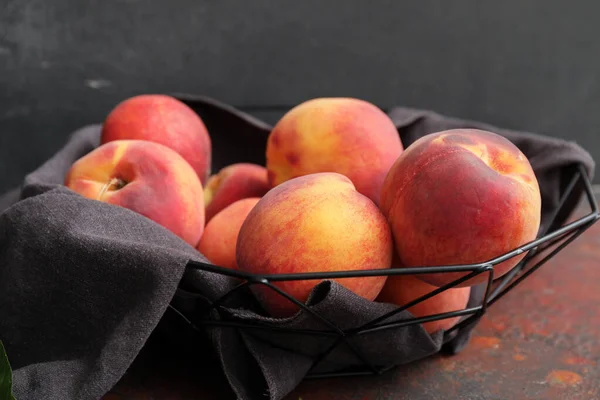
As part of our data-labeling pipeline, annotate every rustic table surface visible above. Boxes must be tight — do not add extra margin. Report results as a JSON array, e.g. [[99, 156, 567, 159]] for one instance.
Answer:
[[104, 197, 600, 400]]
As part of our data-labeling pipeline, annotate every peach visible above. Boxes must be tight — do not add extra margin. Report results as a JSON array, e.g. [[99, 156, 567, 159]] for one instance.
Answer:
[[64, 139, 205, 247], [197, 197, 260, 270], [380, 128, 542, 287], [236, 172, 393, 318], [204, 163, 270, 223], [377, 274, 471, 334], [101, 94, 212, 184], [266, 97, 403, 206]]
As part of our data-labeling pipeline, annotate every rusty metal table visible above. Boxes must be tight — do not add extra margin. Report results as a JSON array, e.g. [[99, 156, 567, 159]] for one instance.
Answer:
[[104, 201, 600, 400]]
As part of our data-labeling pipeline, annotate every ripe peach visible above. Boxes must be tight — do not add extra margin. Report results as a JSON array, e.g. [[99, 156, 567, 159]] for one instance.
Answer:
[[236, 172, 393, 318], [64, 140, 205, 247], [204, 163, 270, 223], [380, 129, 542, 287], [197, 197, 260, 270], [377, 274, 471, 334], [101, 94, 212, 184], [266, 97, 403, 206]]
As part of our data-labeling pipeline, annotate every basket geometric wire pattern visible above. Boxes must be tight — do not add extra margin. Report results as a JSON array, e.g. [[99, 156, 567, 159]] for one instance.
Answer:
[[170, 163, 599, 379]]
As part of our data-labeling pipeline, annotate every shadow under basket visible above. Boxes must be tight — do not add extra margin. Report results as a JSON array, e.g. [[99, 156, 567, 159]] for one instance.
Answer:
[[169, 163, 599, 380]]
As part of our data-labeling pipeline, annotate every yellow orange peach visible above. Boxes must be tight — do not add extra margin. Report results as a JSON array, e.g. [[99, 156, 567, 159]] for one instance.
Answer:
[[380, 129, 542, 287], [236, 172, 393, 317], [197, 197, 260, 270], [65, 139, 205, 246], [101, 94, 212, 184], [204, 163, 270, 223], [377, 274, 471, 334], [266, 97, 403, 206]]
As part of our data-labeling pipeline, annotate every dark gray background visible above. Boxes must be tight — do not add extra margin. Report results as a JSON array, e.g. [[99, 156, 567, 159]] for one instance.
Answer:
[[1, 0, 599, 193]]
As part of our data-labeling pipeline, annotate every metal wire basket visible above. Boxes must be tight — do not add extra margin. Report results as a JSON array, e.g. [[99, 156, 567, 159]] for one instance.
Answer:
[[169, 163, 599, 379]]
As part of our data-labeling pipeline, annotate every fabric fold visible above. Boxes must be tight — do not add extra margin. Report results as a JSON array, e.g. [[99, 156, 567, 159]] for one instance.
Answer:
[[0, 94, 593, 400]]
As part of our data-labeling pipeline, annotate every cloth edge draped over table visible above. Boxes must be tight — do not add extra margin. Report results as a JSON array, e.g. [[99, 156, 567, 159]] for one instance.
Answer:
[[0, 94, 594, 400]]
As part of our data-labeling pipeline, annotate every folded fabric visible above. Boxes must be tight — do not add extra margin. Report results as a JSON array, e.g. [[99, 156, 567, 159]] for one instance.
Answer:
[[0, 94, 594, 400]]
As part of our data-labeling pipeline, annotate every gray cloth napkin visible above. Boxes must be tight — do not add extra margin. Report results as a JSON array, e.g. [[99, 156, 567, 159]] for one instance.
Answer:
[[0, 95, 594, 400]]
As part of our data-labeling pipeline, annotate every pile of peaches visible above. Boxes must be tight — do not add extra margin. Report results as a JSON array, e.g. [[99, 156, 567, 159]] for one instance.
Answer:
[[64, 94, 542, 335]]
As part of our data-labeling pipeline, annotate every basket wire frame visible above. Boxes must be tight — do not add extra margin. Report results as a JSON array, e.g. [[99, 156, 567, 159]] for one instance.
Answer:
[[170, 163, 599, 379]]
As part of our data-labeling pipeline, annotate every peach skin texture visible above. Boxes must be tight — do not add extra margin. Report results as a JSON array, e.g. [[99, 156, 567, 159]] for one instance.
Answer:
[[197, 197, 261, 270], [380, 129, 542, 287], [266, 97, 404, 207], [65, 140, 205, 247], [101, 94, 212, 184], [204, 163, 270, 223], [236, 172, 393, 318], [377, 274, 471, 334]]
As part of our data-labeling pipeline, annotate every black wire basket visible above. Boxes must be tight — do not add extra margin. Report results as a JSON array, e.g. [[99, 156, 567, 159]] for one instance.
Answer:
[[167, 162, 599, 380]]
